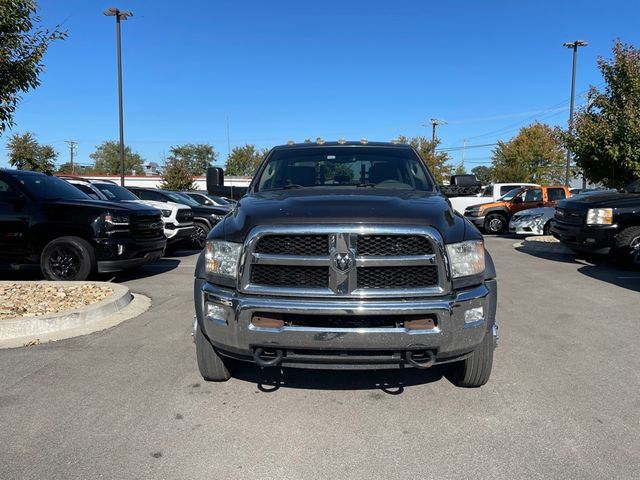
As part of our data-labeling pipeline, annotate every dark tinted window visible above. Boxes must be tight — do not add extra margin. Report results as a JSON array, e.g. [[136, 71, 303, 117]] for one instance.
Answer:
[[500, 185, 515, 196], [96, 183, 139, 201], [0, 179, 15, 195], [523, 188, 543, 202], [255, 146, 434, 192], [547, 188, 566, 201], [135, 189, 165, 202], [14, 173, 89, 200]]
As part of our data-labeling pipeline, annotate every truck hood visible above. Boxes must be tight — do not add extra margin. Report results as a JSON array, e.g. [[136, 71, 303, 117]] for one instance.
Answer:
[[220, 189, 477, 244], [559, 192, 640, 209], [50, 198, 159, 215]]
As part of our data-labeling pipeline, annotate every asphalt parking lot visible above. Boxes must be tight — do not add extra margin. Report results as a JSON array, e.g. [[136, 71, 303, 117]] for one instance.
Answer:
[[1, 236, 638, 480]]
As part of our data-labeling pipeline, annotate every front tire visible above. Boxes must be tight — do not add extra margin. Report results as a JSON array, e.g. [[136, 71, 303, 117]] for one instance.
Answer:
[[190, 222, 210, 249], [40, 236, 95, 281], [195, 326, 232, 382], [447, 328, 494, 388], [614, 226, 640, 268], [483, 213, 507, 234]]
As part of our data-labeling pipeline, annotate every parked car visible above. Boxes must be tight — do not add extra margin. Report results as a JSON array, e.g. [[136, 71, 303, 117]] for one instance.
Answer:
[[184, 191, 234, 210], [61, 177, 196, 246], [0, 169, 166, 280], [509, 207, 556, 235], [448, 182, 539, 214], [465, 185, 571, 234], [126, 187, 228, 248], [551, 179, 640, 266], [194, 141, 498, 387]]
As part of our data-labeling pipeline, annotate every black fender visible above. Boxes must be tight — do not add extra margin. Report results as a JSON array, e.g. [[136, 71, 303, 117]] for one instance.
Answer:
[[193, 216, 213, 229]]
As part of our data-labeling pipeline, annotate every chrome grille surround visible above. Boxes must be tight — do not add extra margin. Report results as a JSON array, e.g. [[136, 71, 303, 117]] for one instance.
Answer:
[[238, 224, 451, 298]]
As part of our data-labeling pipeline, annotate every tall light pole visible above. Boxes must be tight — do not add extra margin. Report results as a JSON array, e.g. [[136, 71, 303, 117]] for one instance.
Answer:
[[104, 7, 133, 186], [563, 39, 588, 186]]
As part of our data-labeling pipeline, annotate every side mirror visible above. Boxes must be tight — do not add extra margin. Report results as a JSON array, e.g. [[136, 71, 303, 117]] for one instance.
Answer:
[[207, 167, 224, 194], [513, 197, 523, 204]]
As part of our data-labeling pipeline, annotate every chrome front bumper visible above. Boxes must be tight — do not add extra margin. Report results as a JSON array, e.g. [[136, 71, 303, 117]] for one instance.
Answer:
[[195, 278, 497, 368]]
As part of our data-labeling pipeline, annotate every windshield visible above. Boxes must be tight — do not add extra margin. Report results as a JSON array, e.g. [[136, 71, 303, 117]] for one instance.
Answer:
[[167, 191, 200, 206], [498, 188, 523, 201], [254, 146, 435, 192], [17, 173, 90, 200], [95, 183, 139, 201], [624, 179, 640, 193]]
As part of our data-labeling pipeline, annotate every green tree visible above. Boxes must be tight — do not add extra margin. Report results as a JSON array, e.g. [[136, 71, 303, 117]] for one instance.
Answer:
[[159, 157, 196, 191], [396, 135, 453, 184], [89, 141, 144, 175], [471, 165, 494, 185], [0, 1, 67, 134], [491, 122, 565, 183], [167, 143, 217, 175], [562, 42, 640, 188], [225, 144, 268, 176], [454, 163, 467, 175], [6, 131, 56, 172]]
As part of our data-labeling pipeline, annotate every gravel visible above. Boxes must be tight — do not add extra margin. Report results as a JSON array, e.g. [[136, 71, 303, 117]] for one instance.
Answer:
[[0, 283, 113, 320]]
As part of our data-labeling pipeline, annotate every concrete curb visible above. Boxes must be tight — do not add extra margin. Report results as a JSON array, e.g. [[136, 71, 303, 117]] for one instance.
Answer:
[[0, 282, 149, 348]]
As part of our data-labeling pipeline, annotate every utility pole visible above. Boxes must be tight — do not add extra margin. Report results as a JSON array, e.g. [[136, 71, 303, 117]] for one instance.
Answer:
[[65, 141, 77, 174], [429, 118, 446, 155], [104, 7, 133, 186], [563, 39, 588, 186], [226, 115, 231, 160], [461, 139, 468, 170]]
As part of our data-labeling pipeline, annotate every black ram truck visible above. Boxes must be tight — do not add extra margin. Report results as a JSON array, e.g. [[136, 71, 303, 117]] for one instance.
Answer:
[[193, 141, 498, 388], [551, 179, 640, 266], [0, 169, 166, 280]]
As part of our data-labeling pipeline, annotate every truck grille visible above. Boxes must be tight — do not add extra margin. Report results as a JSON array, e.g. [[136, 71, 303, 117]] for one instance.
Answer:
[[176, 209, 193, 223], [555, 207, 584, 225], [255, 235, 328, 255], [251, 265, 329, 288], [357, 266, 438, 289], [131, 214, 164, 241], [242, 226, 447, 297], [356, 235, 433, 256]]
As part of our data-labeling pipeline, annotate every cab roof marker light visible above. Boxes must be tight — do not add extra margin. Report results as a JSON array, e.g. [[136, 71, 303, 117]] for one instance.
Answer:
[[360, 138, 369, 144], [287, 140, 295, 145], [316, 137, 325, 145], [338, 138, 346, 144]]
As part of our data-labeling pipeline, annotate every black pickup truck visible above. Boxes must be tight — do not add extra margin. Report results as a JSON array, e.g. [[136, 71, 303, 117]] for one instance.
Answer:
[[193, 141, 498, 388], [551, 179, 640, 266], [0, 169, 166, 280]]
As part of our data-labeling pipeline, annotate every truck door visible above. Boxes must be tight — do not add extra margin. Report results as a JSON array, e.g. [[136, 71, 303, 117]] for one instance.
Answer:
[[512, 188, 543, 214], [0, 178, 31, 259]]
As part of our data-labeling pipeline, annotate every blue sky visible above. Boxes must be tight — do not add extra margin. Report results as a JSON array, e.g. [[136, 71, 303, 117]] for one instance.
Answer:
[[2, 0, 639, 171]]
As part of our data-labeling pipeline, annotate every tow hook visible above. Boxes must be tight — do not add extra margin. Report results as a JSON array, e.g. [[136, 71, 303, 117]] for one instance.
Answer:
[[253, 347, 284, 367], [405, 350, 436, 369]]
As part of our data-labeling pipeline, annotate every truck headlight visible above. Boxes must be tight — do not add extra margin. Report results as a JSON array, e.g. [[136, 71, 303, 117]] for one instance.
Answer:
[[586, 208, 613, 225], [161, 209, 172, 217], [446, 240, 485, 278], [205, 240, 242, 279]]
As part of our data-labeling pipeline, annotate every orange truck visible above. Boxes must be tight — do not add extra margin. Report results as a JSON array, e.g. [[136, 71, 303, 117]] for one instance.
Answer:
[[463, 185, 571, 234]]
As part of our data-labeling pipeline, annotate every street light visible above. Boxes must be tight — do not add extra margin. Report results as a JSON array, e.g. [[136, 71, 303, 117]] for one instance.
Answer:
[[563, 39, 588, 186], [104, 7, 133, 186]]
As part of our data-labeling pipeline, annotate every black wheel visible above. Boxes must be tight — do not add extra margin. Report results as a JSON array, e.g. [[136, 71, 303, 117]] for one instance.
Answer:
[[40, 236, 95, 281], [195, 326, 231, 382], [190, 222, 210, 249], [614, 226, 640, 268], [447, 328, 494, 388], [483, 213, 507, 234], [543, 221, 551, 236]]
